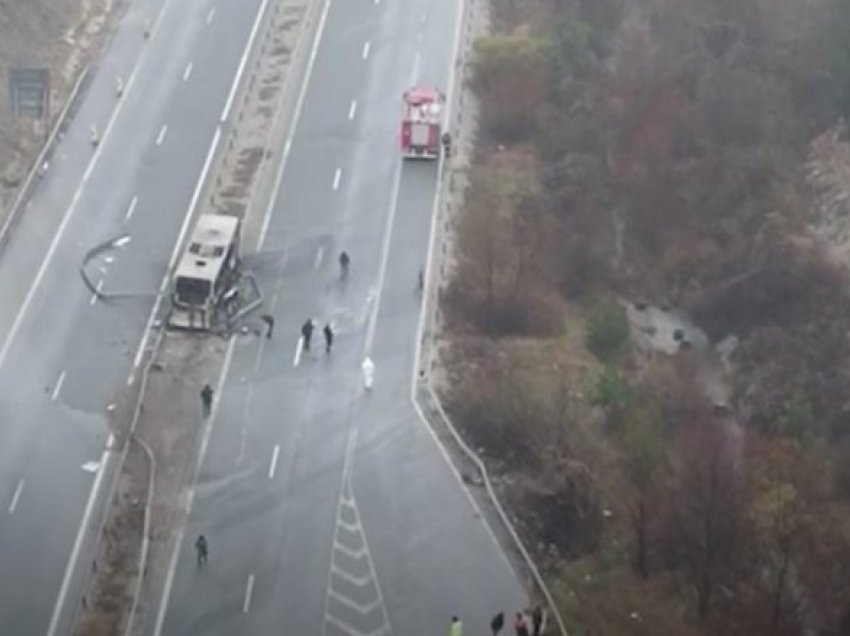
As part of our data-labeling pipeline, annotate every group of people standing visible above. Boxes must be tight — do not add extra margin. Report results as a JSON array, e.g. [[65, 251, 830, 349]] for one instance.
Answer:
[[299, 318, 334, 354], [450, 606, 545, 636]]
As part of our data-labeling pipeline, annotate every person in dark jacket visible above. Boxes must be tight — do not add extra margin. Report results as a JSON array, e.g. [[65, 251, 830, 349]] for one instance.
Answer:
[[339, 251, 350, 280], [200, 384, 213, 417], [260, 314, 274, 339], [323, 323, 334, 354], [301, 319, 314, 351], [490, 611, 505, 635], [531, 606, 543, 636], [195, 534, 208, 567]]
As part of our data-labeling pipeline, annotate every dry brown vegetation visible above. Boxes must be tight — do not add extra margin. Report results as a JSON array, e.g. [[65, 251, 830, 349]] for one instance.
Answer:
[[0, 0, 113, 209], [441, 0, 850, 633]]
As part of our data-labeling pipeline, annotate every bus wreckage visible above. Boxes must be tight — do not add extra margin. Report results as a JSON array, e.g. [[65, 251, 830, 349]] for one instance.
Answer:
[[167, 213, 262, 332]]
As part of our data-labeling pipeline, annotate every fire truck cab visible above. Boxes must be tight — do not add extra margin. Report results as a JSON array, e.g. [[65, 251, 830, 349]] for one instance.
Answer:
[[400, 86, 445, 160]]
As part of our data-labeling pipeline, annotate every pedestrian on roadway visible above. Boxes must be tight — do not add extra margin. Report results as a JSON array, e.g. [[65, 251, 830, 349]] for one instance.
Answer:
[[531, 606, 543, 636], [323, 323, 334, 354], [200, 383, 213, 417], [195, 534, 208, 567], [448, 615, 463, 636], [339, 251, 350, 281], [490, 612, 505, 635], [261, 313, 275, 339], [301, 319, 314, 352], [514, 611, 529, 636]]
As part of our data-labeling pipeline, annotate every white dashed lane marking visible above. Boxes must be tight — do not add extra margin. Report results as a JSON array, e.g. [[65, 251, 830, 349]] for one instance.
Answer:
[[8, 479, 24, 514]]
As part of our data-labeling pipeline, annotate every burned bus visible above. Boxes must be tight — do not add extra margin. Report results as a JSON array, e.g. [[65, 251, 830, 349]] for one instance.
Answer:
[[168, 213, 240, 331]]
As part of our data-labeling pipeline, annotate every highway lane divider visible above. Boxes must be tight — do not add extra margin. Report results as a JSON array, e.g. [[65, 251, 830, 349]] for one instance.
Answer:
[[72, 323, 165, 634], [64, 0, 285, 629], [125, 434, 156, 633], [63, 0, 333, 631], [409, 0, 569, 633]]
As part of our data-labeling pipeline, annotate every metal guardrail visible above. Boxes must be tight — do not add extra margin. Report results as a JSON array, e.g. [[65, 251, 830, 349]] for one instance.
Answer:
[[125, 434, 156, 635], [0, 66, 92, 254], [410, 0, 569, 633]]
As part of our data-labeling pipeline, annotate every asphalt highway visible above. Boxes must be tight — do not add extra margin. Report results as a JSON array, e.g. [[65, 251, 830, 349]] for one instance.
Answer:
[[158, 0, 527, 634], [0, 0, 266, 632]]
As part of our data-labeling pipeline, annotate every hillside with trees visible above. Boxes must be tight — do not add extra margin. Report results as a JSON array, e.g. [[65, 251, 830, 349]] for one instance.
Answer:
[[441, 0, 850, 633]]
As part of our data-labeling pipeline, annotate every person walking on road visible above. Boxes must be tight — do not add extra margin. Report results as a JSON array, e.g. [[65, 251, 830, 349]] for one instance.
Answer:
[[514, 612, 529, 636], [339, 251, 350, 281], [531, 606, 543, 636], [195, 534, 208, 567], [301, 319, 314, 352], [261, 314, 275, 339], [200, 384, 213, 418], [323, 323, 334, 354], [490, 612, 505, 635], [448, 616, 463, 636], [441, 131, 453, 158]]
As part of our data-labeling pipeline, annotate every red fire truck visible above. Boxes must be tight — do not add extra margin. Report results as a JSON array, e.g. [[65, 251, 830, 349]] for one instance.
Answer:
[[400, 86, 445, 159]]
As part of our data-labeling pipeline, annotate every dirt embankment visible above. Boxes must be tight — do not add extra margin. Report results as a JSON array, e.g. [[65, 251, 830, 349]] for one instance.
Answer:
[[438, 0, 850, 633], [0, 0, 116, 210]]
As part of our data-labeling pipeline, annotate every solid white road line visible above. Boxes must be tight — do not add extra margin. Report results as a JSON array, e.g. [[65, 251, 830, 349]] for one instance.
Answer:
[[206, 7, 216, 24], [293, 337, 304, 367], [362, 25, 427, 355], [131, 126, 221, 370], [362, 41, 371, 59], [314, 246, 325, 269], [154, 337, 235, 636], [156, 124, 168, 146], [348, 100, 357, 120], [149, 0, 178, 40], [363, 162, 402, 356], [47, 434, 116, 636], [182, 62, 193, 81], [408, 0, 519, 577], [8, 479, 24, 514], [221, 0, 271, 123], [243, 574, 255, 613], [51, 370, 66, 402], [125, 195, 138, 221], [133, 0, 269, 369], [0, 0, 172, 373], [332, 168, 342, 191], [268, 445, 280, 479], [257, 0, 332, 250], [81, 0, 179, 184]]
